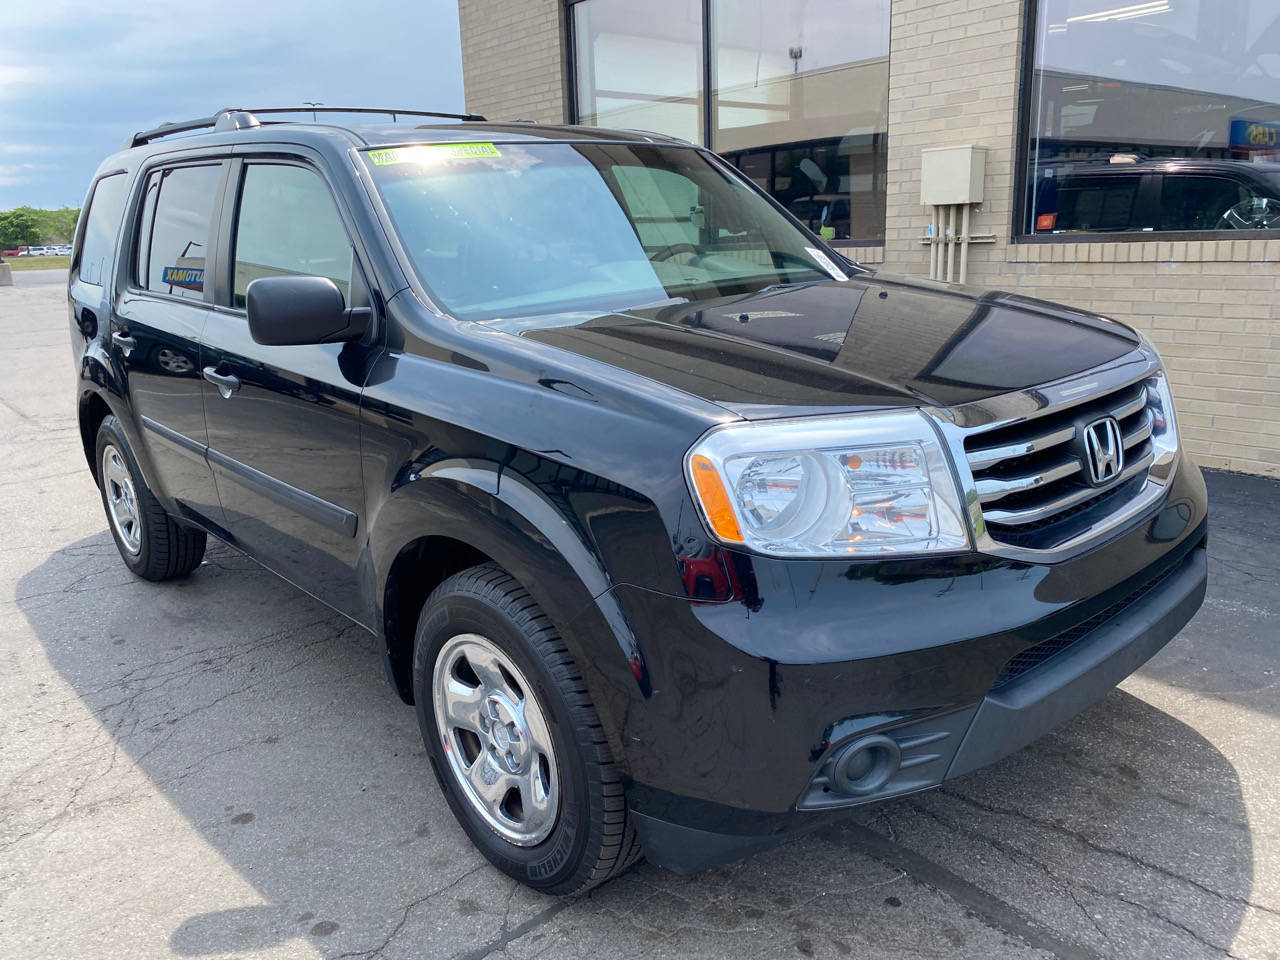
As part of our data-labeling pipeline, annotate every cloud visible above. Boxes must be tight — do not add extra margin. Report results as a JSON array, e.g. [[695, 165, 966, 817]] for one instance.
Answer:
[[0, 163, 41, 188], [0, 0, 465, 207]]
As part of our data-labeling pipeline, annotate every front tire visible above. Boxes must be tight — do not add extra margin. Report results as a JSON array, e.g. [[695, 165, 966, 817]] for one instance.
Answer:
[[413, 563, 641, 895], [95, 414, 206, 581]]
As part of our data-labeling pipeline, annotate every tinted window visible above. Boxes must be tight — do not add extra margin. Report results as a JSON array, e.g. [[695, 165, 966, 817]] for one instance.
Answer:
[[232, 164, 352, 309], [77, 174, 129, 286], [1040, 174, 1141, 233], [1159, 176, 1249, 231], [138, 164, 221, 301]]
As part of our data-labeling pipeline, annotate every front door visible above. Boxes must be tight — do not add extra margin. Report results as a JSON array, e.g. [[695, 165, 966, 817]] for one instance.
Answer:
[[200, 159, 375, 619], [110, 161, 225, 525]]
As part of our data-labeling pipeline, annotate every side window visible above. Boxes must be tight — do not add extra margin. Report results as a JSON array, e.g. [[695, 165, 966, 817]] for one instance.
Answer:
[[136, 164, 222, 301], [232, 164, 353, 309], [76, 173, 129, 286], [1159, 177, 1249, 232], [612, 166, 702, 247], [1052, 175, 1141, 233]]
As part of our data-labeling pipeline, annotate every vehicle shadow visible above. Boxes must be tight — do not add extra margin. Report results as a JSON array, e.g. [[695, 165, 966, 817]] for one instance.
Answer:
[[15, 531, 1257, 959]]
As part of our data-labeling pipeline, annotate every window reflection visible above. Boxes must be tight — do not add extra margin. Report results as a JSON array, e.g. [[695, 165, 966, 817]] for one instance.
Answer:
[[713, 0, 889, 244], [573, 0, 704, 143], [1025, 0, 1280, 235], [571, 0, 890, 245]]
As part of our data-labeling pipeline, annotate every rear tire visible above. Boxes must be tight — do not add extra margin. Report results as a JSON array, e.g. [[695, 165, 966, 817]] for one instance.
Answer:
[[413, 562, 641, 895], [95, 414, 206, 581]]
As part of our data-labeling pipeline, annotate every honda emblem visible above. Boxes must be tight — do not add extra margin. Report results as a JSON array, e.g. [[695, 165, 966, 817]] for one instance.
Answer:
[[1082, 417, 1124, 486]]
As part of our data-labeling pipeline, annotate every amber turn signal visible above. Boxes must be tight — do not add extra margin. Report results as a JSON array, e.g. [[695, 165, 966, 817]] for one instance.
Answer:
[[689, 455, 744, 543]]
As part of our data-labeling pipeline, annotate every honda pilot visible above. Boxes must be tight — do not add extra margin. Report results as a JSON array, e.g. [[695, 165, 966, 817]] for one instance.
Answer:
[[68, 107, 1208, 895]]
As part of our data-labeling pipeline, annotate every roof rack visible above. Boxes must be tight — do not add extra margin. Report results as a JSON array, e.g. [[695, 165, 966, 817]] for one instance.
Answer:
[[123, 106, 487, 149]]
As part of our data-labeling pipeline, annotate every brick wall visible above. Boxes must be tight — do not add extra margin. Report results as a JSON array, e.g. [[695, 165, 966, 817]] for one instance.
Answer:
[[456, 0, 1280, 477], [882, 0, 1279, 477], [459, 0, 566, 124]]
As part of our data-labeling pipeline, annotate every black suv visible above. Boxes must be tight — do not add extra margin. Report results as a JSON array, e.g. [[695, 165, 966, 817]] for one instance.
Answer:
[[69, 107, 1208, 895], [1028, 157, 1280, 234]]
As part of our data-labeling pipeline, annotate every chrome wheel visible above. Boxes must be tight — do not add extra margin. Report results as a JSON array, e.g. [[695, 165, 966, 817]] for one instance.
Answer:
[[101, 443, 142, 555], [432, 633, 560, 845]]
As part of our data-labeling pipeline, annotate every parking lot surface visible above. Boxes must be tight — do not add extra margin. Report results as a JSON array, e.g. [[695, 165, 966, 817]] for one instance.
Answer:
[[2, 269, 1277, 959]]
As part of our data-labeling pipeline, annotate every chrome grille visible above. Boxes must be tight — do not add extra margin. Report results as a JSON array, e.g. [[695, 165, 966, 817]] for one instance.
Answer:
[[964, 379, 1158, 548]]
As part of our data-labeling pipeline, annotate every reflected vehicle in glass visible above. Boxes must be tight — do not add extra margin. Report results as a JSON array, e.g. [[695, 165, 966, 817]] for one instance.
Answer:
[[1024, 0, 1279, 236], [69, 108, 1207, 896], [1029, 157, 1280, 233]]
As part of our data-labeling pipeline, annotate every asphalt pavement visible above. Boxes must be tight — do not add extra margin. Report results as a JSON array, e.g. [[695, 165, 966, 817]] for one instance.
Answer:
[[1, 269, 1277, 960]]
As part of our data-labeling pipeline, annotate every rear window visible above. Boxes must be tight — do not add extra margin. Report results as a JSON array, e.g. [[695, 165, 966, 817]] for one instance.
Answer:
[[76, 174, 129, 286], [135, 164, 222, 302]]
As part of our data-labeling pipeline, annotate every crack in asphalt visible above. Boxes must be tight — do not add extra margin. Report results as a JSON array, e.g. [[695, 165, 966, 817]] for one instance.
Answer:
[[937, 788, 1279, 917], [332, 864, 488, 960], [449, 897, 574, 960], [822, 822, 1106, 960]]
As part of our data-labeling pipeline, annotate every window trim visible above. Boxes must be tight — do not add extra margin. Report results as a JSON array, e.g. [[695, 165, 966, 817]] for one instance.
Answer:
[[122, 156, 231, 307], [1014, 0, 1280, 245]]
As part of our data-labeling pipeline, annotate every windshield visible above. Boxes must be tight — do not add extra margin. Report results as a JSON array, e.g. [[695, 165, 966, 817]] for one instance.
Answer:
[[365, 141, 850, 321]]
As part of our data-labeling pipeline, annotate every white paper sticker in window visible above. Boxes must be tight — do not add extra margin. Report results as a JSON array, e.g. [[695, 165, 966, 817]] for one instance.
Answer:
[[805, 246, 848, 282]]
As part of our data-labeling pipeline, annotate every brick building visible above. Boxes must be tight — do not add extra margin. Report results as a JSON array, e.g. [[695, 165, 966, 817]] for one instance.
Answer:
[[457, 0, 1280, 476]]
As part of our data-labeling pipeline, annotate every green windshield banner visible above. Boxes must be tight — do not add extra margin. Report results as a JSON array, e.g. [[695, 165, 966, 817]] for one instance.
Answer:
[[368, 143, 501, 166]]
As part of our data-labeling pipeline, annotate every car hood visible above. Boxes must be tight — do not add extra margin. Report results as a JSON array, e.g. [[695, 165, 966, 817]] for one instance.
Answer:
[[515, 273, 1141, 418]]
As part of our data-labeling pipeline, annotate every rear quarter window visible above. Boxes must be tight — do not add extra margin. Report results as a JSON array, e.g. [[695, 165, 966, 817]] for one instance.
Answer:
[[75, 174, 129, 286]]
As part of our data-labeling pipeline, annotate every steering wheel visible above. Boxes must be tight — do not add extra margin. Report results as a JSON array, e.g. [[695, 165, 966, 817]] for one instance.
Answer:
[[1217, 197, 1280, 230], [649, 243, 702, 262]]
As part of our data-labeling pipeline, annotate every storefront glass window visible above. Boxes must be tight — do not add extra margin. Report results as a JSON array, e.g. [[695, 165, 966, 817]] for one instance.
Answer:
[[712, 0, 890, 244], [1024, 0, 1280, 236], [572, 0, 704, 144], [571, 0, 890, 246]]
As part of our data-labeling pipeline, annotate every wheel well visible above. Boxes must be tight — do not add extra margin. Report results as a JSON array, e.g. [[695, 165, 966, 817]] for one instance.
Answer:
[[79, 392, 112, 481], [384, 535, 493, 705]]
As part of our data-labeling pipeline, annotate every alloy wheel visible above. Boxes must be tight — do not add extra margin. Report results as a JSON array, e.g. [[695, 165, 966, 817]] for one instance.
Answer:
[[432, 633, 560, 845]]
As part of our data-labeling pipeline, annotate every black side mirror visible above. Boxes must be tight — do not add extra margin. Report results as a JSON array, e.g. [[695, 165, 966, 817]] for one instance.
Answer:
[[246, 275, 371, 346]]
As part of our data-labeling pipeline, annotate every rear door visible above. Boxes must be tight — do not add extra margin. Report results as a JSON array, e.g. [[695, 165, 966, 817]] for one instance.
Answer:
[[109, 160, 227, 524], [200, 155, 378, 619]]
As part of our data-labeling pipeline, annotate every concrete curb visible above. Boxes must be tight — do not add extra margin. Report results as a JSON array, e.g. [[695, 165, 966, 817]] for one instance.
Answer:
[[0, 261, 12, 286]]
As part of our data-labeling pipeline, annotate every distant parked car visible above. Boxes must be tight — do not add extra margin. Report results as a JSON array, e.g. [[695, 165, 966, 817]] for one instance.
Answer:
[[1, 249, 20, 258]]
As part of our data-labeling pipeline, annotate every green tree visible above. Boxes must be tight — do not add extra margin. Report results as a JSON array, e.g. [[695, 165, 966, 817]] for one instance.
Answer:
[[0, 210, 41, 248], [12, 205, 80, 243], [42, 206, 80, 243]]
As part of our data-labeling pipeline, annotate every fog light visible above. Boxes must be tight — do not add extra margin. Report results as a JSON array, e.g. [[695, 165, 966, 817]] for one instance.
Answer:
[[830, 735, 901, 796]]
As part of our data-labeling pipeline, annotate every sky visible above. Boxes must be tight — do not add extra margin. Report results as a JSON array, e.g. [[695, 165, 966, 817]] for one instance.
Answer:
[[0, 0, 465, 210]]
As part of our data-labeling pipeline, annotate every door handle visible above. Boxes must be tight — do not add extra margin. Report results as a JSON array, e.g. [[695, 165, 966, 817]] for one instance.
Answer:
[[112, 331, 137, 356], [202, 366, 241, 399]]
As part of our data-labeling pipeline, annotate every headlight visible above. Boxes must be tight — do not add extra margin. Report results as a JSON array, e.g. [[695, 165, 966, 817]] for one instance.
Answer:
[[685, 410, 970, 558]]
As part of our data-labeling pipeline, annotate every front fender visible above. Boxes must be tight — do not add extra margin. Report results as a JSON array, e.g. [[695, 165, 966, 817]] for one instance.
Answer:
[[367, 458, 652, 773]]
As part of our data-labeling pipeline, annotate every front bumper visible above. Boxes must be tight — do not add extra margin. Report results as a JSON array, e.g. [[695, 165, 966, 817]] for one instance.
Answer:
[[605, 461, 1208, 874], [632, 536, 1205, 873]]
